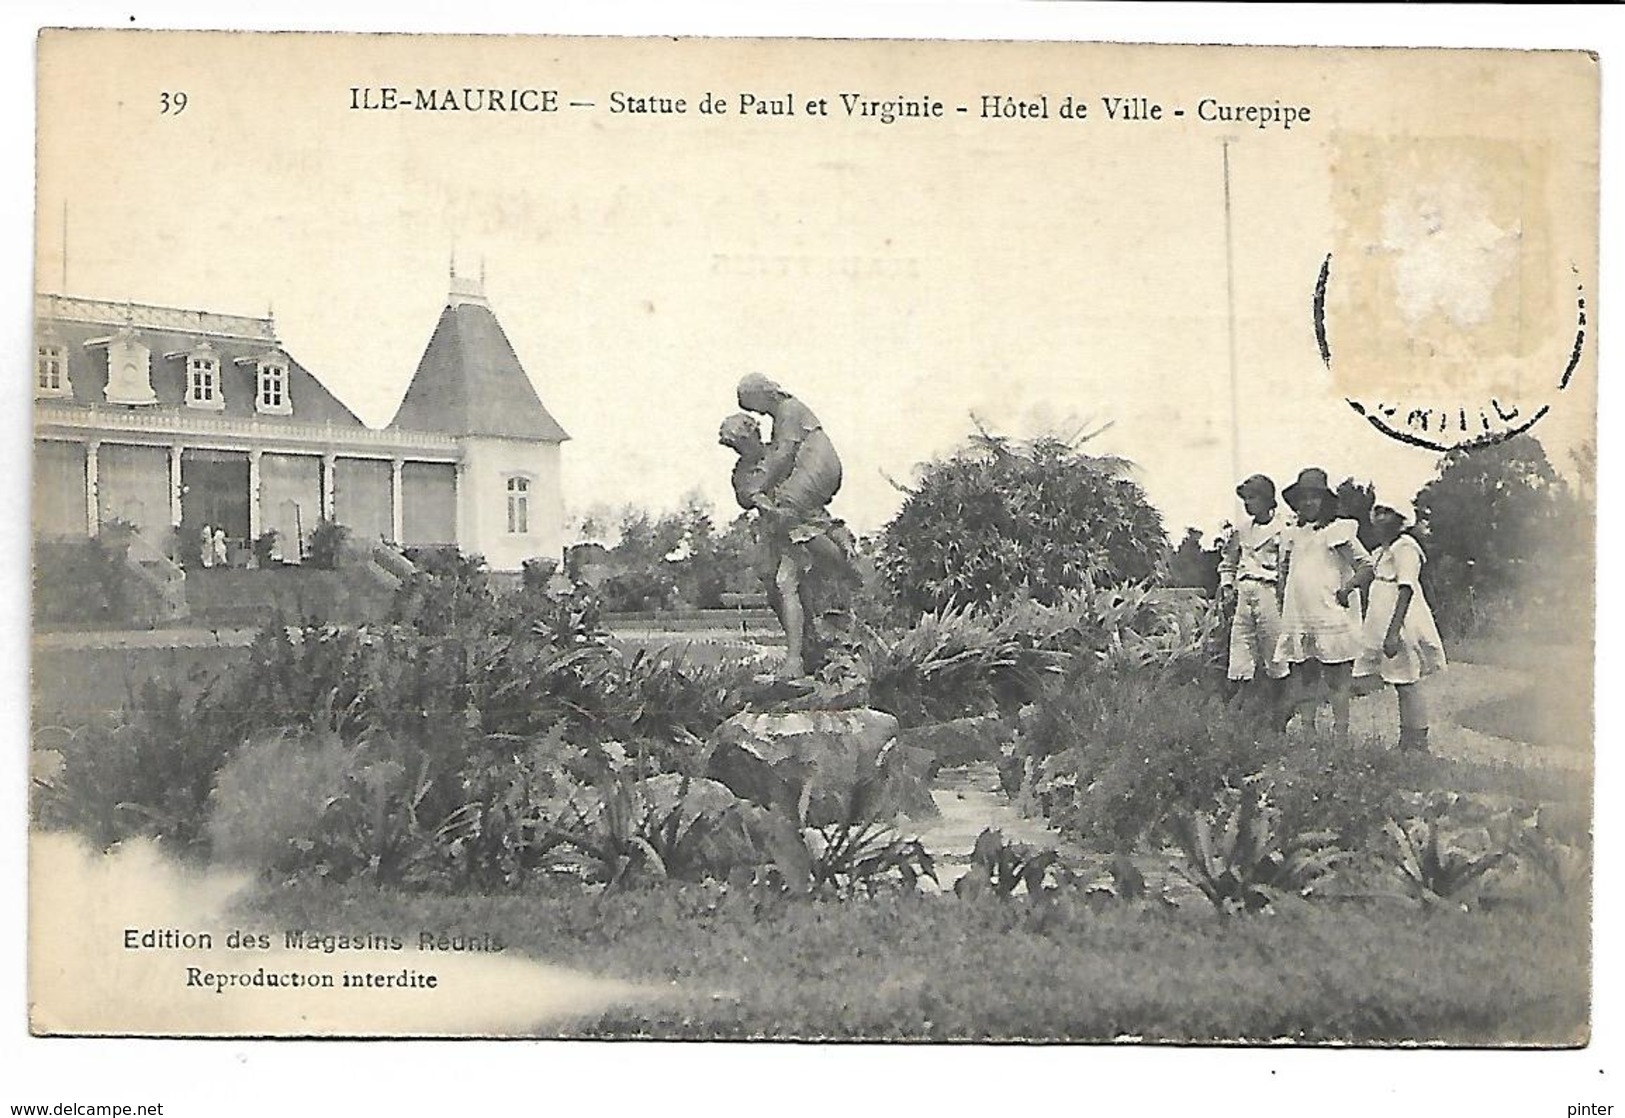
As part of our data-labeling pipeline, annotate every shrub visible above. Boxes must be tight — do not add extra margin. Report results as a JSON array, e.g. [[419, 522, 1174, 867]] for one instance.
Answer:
[[1165, 527, 1222, 595], [420, 727, 597, 890], [1014, 667, 1276, 851], [521, 555, 559, 591], [207, 729, 365, 879], [252, 529, 280, 569], [859, 581, 1216, 727], [203, 726, 756, 891], [544, 771, 761, 887], [1382, 815, 1507, 907], [879, 427, 1167, 615], [600, 569, 676, 613], [32, 536, 145, 627], [306, 518, 350, 570], [859, 603, 1069, 726], [705, 713, 941, 898], [577, 500, 767, 613], [1378, 790, 1543, 908], [598, 648, 755, 768], [35, 677, 241, 853], [1013, 663, 1414, 855]]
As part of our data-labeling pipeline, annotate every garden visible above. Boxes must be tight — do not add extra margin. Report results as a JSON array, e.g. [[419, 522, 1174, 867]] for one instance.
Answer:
[[29, 431, 1594, 1041]]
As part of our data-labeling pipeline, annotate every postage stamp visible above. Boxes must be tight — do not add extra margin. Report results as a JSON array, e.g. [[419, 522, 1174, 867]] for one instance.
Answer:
[[1318, 128, 1593, 451]]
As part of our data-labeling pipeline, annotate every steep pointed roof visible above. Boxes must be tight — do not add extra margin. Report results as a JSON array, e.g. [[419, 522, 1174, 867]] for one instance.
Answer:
[[388, 278, 569, 442]]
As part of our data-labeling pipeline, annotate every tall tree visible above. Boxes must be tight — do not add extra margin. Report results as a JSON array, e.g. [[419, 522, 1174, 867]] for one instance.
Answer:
[[1334, 477, 1379, 551], [880, 426, 1167, 615], [1167, 526, 1221, 595], [1412, 434, 1574, 637]]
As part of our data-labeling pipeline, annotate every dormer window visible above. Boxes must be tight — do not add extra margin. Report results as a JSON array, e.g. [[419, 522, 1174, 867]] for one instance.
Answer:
[[35, 339, 70, 397], [255, 357, 291, 415], [184, 343, 223, 410], [101, 324, 157, 406]]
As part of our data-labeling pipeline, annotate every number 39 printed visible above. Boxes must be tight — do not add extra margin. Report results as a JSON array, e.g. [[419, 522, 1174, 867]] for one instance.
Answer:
[[159, 91, 188, 114]]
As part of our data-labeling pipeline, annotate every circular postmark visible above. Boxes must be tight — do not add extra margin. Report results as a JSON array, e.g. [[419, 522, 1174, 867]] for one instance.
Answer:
[[1314, 253, 1586, 452], [1315, 134, 1590, 454]]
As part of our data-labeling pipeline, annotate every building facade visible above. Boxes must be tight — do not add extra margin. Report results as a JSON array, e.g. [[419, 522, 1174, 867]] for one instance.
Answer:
[[32, 272, 568, 571]]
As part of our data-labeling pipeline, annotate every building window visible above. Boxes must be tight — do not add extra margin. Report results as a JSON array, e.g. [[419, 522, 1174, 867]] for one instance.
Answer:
[[186, 352, 223, 409], [256, 359, 290, 414], [35, 344, 69, 396], [506, 476, 530, 534]]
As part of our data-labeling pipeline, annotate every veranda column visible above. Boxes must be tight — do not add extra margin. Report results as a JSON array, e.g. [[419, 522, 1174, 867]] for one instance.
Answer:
[[390, 457, 404, 545], [84, 439, 100, 536], [321, 453, 337, 521], [168, 444, 184, 527], [248, 449, 263, 541]]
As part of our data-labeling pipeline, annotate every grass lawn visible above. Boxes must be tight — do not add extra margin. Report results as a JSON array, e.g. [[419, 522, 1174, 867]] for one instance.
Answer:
[[31, 643, 252, 725], [241, 879, 1588, 1043]]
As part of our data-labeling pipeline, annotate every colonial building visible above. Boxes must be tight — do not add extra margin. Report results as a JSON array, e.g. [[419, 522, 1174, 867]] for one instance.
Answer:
[[32, 271, 568, 571]]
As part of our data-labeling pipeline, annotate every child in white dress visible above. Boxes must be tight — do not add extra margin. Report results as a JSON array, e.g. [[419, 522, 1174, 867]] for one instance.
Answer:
[[1275, 468, 1372, 739], [1353, 502, 1447, 751]]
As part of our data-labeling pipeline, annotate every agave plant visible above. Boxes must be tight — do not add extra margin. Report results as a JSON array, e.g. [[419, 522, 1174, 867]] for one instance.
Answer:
[[804, 823, 936, 898], [541, 767, 758, 888], [1513, 806, 1591, 903], [1382, 814, 1510, 907], [1168, 783, 1347, 914], [858, 602, 1070, 725]]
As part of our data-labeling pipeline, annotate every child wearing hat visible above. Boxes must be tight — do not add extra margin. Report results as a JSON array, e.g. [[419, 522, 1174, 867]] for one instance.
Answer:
[[1275, 467, 1373, 739], [1352, 502, 1447, 751], [1218, 474, 1290, 704]]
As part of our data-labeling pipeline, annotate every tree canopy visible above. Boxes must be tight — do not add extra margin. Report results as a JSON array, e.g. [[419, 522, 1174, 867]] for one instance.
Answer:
[[1413, 434, 1583, 637], [879, 428, 1167, 615]]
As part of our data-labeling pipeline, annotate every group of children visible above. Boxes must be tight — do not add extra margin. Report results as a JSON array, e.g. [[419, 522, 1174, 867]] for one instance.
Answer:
[[1217, 467, 1447, 750]]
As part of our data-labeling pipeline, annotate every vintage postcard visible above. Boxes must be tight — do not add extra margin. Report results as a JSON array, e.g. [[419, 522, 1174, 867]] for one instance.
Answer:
[[26, 29, 1597, 1045]]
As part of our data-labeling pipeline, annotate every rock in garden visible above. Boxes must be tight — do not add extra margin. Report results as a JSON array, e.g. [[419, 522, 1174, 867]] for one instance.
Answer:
[[706, 708, 939, 826], [897, 714, 1014, 771]]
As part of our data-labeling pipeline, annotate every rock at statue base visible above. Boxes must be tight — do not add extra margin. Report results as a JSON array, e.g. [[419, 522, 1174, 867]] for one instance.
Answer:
[[897, 714, 1014, 771], [705, 708, 939, 826], [742, 674, 818, 707]]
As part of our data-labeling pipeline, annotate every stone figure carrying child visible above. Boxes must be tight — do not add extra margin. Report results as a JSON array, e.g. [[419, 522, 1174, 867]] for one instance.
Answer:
[[718, 374, 861, 680]]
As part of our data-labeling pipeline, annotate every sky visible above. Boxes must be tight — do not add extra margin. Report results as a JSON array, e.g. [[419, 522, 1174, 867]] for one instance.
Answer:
[[30, 33, 1598, 546]]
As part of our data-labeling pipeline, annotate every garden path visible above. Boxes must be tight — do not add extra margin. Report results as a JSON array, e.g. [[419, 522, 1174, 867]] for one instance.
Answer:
[[1348, 658, 1587, 774], [910, 763, 1078, 889], [32, 627, 259, 651]]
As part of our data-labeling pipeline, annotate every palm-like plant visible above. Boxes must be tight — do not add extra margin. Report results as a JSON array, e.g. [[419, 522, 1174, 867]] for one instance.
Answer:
[[1169, 783, 1347, 914], [1382, 816, 1508, 907]]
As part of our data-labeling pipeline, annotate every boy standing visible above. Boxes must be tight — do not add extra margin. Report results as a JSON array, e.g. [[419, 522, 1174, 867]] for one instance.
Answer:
[[1218, 474, 1290, 704]]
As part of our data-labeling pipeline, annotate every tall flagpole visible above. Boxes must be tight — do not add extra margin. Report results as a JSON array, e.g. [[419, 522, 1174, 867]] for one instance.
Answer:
[[61, 200, 69, 292], [1222, 138, 1241, 486]]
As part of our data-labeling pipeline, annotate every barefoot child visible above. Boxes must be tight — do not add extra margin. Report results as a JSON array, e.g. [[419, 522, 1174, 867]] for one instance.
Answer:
[[1353, 502, 1447, 751], [1275, 467, 1372, 739], [1218, 474, 1290, 710]]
